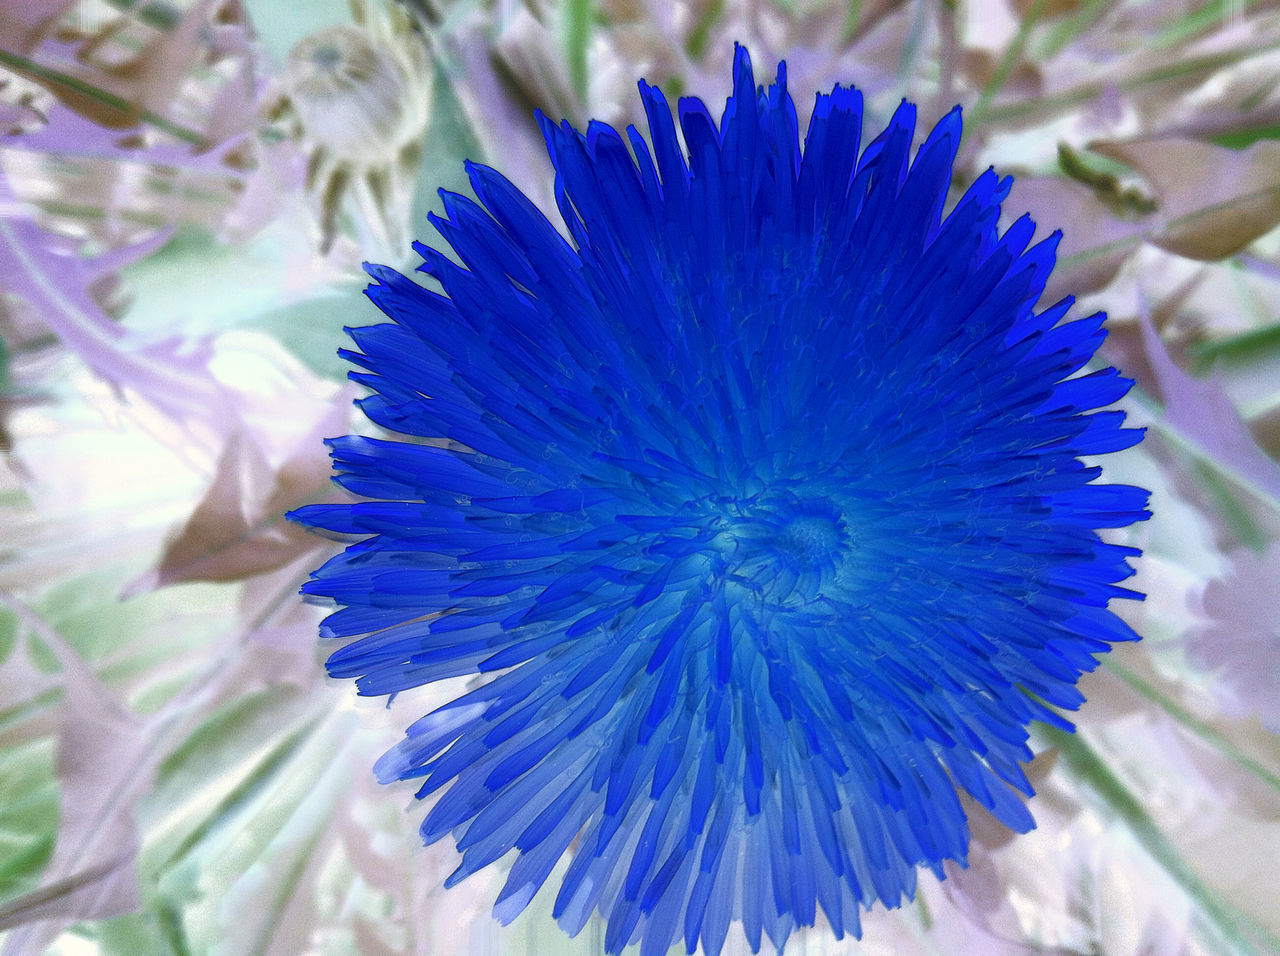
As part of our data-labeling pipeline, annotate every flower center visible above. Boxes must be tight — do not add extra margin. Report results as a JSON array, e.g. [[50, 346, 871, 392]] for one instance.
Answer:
[[718, 492, 848, 605], [776, 511, 844, 569], [308, 43, 344, 72]]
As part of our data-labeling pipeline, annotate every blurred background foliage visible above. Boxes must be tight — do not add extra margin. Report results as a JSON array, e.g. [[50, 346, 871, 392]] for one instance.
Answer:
[[1, 0, 1280, 953]]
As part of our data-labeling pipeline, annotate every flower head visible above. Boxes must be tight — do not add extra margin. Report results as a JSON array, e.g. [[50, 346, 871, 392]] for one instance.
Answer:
[[270, 0, 431, 256], [291, 46, 1150, 956]]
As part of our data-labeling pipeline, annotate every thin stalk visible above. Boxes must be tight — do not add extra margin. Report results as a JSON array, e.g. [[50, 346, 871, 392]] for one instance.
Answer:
[[981, 41, 1280, 126], [969, 0, 1045, 126], [102, 0, 183, 31], [1127, 384, 1280, 517], [1188, 321, 1280, 365], [1189, 460, 1269, 554], [0, 49, 204, 146], [1103, 659, 1280, 795], [1034, 0, 1108, 61], [1152, 0, 1261, 49], [562, 0, 592, 108], [1045, 726, 1280, 955]]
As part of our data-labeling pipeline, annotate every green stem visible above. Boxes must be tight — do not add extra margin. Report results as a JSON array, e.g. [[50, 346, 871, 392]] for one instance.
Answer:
[[839, 0, 866, 47], [1190, 459, 1269, 553], [982, 41, 1280, 126], [969, 0, 1044, 126], [1044, 726, 1280, 954], [562, 0, 592, 108], [1103, 659, 1280, 794], [1152, 0, 1265, 49], [684, 0, 725, 60], [1187, 320, 1280, 365], [1126, 384, 1280, 517], [1034, 0, 1108, 60], [0, 48, 204, 146], [102, 0, 182, 32]]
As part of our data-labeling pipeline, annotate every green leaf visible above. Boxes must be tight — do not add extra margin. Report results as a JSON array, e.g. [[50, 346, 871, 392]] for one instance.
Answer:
[[0, 335, 10, 395], [142, 689, 322, 877], [149, 708, 349, 955], [969, 0, 1046, 125], [1210, 124, 1280, 150], [1188, 322, 1280, 367], [1033, 0, 1109, 59], [0, 740, 59, 905], [413, 59, 488, 209], [86, 909, 189, 956], [0, 608, 15, 666]]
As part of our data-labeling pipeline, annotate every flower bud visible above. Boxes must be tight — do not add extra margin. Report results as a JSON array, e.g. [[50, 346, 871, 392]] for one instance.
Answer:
[[284, 23, 429, 166]]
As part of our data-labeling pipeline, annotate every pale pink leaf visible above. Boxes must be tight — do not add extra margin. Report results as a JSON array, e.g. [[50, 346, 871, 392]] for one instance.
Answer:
[[1138, 309, 1280, 508], [1091, 137, 1280, 261], [133, 431, 308, 590], [337, 804, 404, 898], [7, 1, 253, 139], [241, 601, 327, 691], [199, 50, 258, 151], [350, 917, 401, 956], [132, 390, 352, 592], [443, 28, 559, 214], [1186, 543, 1280, 733], [1250, 402, 1280, 461], [262, 395, 353, 521], [0, 100, 42, 134], [0, 598, 151, 954], [0, 184, 233, 433], [0, 0, 77, 55], [1007, 176, 1148, 301], [132, 0, 235, 121], [6, 100, 247, 174]]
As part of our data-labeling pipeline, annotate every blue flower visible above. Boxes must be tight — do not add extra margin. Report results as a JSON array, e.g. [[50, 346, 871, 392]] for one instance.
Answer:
[[291, 45, 1149, 956]]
